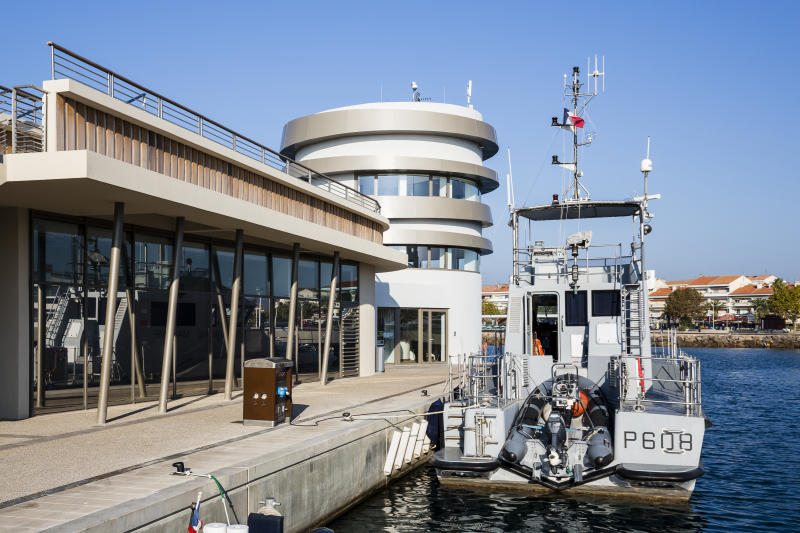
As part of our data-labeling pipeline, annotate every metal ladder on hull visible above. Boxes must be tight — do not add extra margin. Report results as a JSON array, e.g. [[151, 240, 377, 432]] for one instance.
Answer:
[[622, 284, 645, 357]]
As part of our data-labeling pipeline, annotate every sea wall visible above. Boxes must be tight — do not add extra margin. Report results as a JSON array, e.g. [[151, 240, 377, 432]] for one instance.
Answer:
[[651, 331, 800, 349]]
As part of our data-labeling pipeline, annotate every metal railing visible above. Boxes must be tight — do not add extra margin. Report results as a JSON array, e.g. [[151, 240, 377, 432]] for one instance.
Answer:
[[616, 351, 702, 416], [1, 85, 45, 155], [514, 242, 631, 284], [48, 42, 380, 214]]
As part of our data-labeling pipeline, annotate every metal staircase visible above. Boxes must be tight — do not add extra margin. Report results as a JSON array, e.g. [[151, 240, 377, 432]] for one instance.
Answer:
[[339, 306, 360, 377], [45, 286, 70, 347]]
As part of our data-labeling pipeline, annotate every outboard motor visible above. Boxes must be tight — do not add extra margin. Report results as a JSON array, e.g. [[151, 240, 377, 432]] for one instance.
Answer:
[[545, 411, 567, 470]]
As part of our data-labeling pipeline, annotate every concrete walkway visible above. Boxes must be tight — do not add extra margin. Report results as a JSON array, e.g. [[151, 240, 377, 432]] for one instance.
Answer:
[[0, 365, 449, 531]]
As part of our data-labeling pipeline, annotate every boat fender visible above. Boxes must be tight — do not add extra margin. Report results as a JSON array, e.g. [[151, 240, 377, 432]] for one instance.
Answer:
[[586, 428, 614, 467], [426, 400, 444, 450]]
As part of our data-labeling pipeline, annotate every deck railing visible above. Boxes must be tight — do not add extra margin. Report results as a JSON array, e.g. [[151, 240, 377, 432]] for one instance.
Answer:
[[48, 42, 380, 214], [1, 85, 45, 155]]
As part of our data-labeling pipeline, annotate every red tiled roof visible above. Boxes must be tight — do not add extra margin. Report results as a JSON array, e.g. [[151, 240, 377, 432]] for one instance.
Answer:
[[650, 287, 673, 297], [482, 284, 509, 293], [730, 285, 773, 296], [748, 275, 772, 281], [669, 275, 745, 287]]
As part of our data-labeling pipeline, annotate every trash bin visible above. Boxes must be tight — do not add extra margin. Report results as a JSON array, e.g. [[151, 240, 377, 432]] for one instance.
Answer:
[[243, 358, 293, 427]]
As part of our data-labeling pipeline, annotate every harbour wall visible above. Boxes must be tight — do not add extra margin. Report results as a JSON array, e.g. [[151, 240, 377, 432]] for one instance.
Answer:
[[651, 331, 800, 349], [135, 400, 434, 533]]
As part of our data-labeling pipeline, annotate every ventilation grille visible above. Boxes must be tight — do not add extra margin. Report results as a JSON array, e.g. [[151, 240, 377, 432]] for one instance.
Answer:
[[508, 296, 522, 334]]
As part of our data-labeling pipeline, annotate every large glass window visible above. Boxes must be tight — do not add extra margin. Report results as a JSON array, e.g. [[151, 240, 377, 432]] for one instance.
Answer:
[[406, 174, 430, 196], [33, 219, 84, 284], [451, 248, 479, 272], [451, 177, 479, 201], [271, 255, 292, 298], [377, 174, 400, 196], [432, 176, 447, 197], [406, 245, 427, 268], [340, 263, 358, 303], [298, 259, 319, 300], [430, 247, 446, 268], [565, 291, 588, 326], [212, 246, 235, 291], [592, 290, 621, 317], [180, 242, 210, 291], [86, 226, 130, 289], [358, 175, 375, 195], [243, 250, 268, 297], [135, 234, 173, 290]]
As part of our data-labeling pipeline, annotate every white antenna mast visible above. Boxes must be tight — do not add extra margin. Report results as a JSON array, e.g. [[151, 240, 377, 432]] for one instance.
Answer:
[[588, 55, 605, 95], [506, 148, 515, 210], [467, 80, 473, 108]]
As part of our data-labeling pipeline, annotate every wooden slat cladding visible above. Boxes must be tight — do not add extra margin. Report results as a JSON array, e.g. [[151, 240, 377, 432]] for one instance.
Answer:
[[56, 96, 382, 243]]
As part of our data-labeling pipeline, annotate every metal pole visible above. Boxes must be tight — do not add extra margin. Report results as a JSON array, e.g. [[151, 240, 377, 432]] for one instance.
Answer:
[[157, 216, 184, 414], [82, 298, 88, 410], [224, 229, 243, 400], [285, 243, 300, 373], [125, 287, 146, 398], [172, 335, 177, 398], [50, 44, 55, 80], [96, 202, 124, 424], [212, 256, 230, 350], [36, 284, 45, 408], [320, 252, 339, 385], [11, 89, 17, 154]]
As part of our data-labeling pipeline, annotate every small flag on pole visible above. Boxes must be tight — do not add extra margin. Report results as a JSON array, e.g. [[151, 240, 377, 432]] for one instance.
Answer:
[[188, 492, 203, 532], [562, 108, 585, 129]]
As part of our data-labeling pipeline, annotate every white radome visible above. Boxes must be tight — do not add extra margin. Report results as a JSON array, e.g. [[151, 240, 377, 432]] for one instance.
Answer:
[[640, 158, 653, 173]]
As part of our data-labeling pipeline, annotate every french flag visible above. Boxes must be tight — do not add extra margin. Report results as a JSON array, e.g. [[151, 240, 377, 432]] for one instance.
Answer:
[[563, 108, 585, 129]]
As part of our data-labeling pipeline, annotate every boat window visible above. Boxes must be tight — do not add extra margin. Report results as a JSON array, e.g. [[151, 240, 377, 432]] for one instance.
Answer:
[[565, 291, 588, 326], [592, 290, 621, 316], [532, 294, 558, 358]]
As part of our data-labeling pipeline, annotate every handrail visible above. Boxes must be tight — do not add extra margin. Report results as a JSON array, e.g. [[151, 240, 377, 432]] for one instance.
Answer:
[[47, 42, 381, 214]]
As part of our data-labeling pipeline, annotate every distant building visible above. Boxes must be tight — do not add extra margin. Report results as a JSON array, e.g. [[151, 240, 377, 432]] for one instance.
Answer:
[[648, 273, 779, 326], [482, 283, 509, 313]]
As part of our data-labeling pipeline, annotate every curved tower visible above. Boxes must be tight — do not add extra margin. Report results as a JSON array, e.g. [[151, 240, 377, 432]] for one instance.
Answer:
[[282, 101, 498, 364]]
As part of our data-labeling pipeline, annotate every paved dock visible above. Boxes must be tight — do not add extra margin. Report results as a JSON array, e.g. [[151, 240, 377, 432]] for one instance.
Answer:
[[0, 365, 449, 532]]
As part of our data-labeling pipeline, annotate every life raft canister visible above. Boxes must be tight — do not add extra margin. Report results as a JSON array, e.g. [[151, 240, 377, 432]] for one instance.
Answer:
[[571, 389, 590, 417]]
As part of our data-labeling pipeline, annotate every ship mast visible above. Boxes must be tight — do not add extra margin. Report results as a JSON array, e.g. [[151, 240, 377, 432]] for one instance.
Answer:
[[551, 56, 604, 202]]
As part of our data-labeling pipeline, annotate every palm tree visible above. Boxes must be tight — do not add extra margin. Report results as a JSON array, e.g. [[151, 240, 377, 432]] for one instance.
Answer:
[[708, 300, 725, 329], [751, 298, 771, 329]]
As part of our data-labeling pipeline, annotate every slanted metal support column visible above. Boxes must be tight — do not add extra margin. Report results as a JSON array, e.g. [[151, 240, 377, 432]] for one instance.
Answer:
[[285, 243, 300, 372], [224, 230, 243, 400], [157, 217, 184, 414], [96, 202, 124, 425], [126, 288, 146, 399], [320, 252, 339, 385]]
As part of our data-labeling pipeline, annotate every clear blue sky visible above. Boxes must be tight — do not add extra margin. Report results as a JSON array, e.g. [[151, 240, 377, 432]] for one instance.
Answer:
[[3, 1, 797, 284]]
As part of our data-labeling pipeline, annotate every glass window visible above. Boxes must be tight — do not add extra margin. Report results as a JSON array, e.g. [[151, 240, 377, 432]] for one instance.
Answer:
[[451, 177, 479, 201], [340, 263, 358, 303], [320, 261, 333, 301], [243, 250, 267, 296], [406, 175, 430, 196], [377, 174, 400, 196], [33, 219, 84, 285], [406, 245, 426, 268], [212, 246, 235, 291], [86, 226, 130, 289], [592, 290, 621, 317], [271, 255, 292, 298], [358, 175, 375, 195], [431, 176, 447, 197], [451, 248, 479, 272], [398, 308, 418, 362], [430, 247, 446, 268], [135, 234, 173, 290], [180, 242, 210, 291], [566, 291, 588, 326], [298, 258, 319, 300]]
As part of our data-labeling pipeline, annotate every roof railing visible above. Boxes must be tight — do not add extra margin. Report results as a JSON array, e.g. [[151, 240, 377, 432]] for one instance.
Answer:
[[1, 84, 45, 155], [47, 42, 380, 214]]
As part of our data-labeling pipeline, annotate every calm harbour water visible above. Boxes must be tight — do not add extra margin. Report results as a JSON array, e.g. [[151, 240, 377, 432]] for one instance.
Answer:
[[329, 348, 800, 532]]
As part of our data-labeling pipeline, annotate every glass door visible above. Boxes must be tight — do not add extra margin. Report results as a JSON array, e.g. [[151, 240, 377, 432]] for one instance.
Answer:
[[423, 310, 446, 362]]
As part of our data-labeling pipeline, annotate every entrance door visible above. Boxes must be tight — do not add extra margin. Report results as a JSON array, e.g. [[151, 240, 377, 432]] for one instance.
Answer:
[[423, 310, 447, 362]]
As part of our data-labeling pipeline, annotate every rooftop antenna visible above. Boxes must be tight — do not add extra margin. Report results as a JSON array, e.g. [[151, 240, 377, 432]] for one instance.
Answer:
[[467, 80, 473, 109], [411, 81, 419, 102], [506, 148, 516, 211], [641, 136, 653, 211]]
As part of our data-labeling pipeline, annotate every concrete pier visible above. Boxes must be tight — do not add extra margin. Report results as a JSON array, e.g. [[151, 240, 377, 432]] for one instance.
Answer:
[[0, 365, 448, 532]]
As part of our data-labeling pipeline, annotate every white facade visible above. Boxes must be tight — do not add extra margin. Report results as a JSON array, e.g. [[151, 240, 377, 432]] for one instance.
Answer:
[[282, 101, 499, 364]]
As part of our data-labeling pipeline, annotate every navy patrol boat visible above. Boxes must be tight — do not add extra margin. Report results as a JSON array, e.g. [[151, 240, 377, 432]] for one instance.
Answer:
[[431, 59, 707, 499]]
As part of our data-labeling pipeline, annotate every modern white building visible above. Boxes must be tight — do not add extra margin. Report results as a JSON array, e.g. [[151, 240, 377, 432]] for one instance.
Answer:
[[281, 101, 498, 365]]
